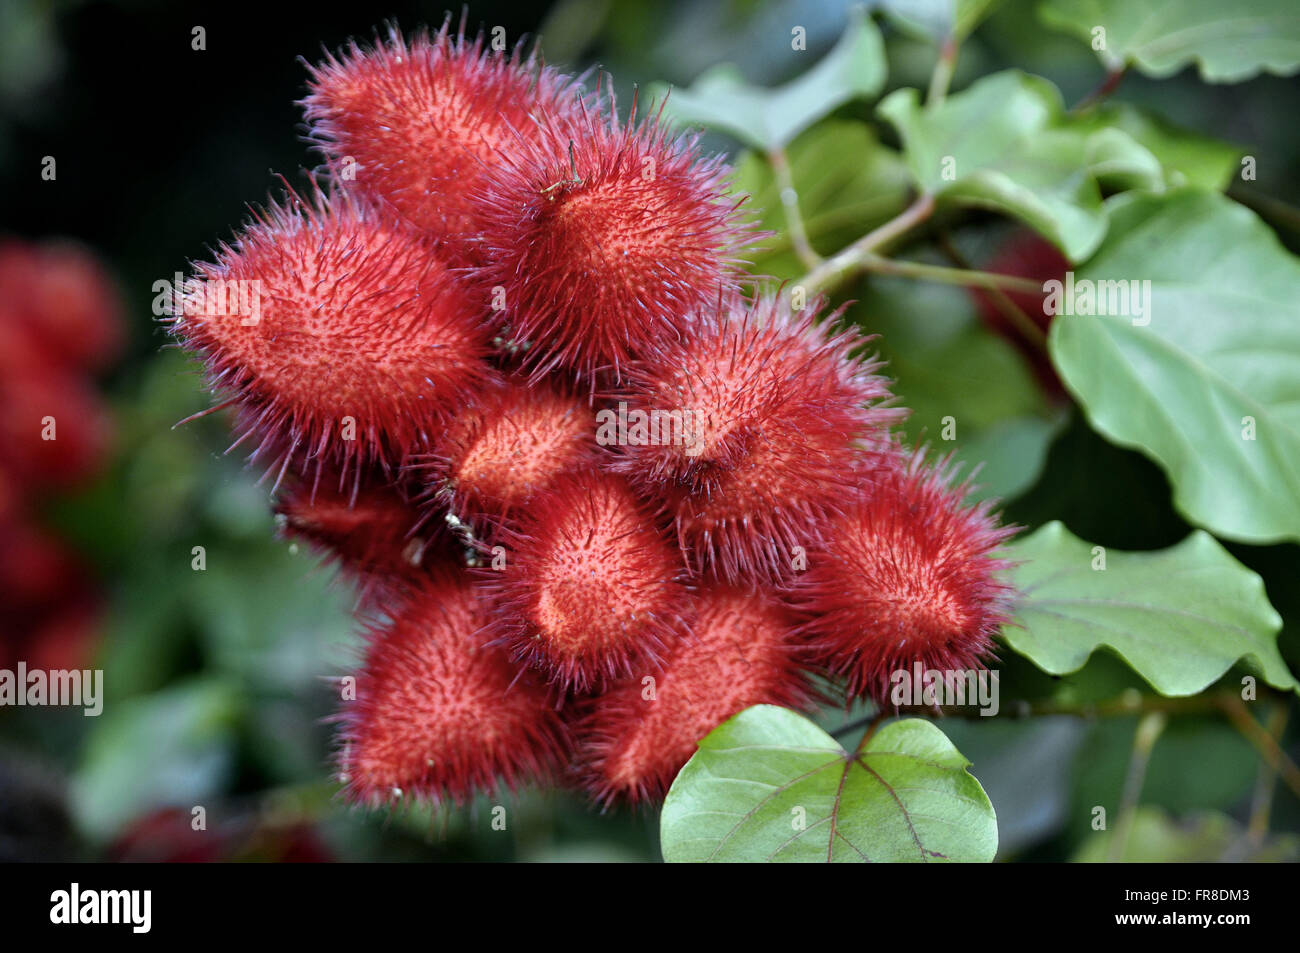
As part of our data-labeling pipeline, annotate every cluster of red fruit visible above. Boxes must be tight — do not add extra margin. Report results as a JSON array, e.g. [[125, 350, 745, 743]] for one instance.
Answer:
[[0, 239, 121, 671], [172, 20, 1013, 808]]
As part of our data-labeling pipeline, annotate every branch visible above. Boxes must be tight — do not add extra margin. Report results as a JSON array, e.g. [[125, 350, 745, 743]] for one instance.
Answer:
[[768, 147, 822, 270], [798, 193, 936, 296]]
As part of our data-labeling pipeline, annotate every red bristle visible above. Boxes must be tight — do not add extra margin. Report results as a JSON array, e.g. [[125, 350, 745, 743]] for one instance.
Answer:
[[338, 572, 570, 806], [580, 584, 817, 806], [482, 470, 691, 693], [790, 447, 1016, 705], [472, 88, 760, 381], [610, 292, 901, 583], [301, 19, 587, 251], [275, 471, 458, 606], [423, 375, 597, 524], [171, 188, 496, 485]]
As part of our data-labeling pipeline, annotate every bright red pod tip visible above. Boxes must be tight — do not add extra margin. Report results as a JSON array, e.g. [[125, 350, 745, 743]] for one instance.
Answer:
[[302, 20, 586, 249], [339, 572, 569, 806], [430, 377, 597, 522], [173, 190, 495, 484], [791, 448, 1016, 705], [610, 292, 901, 583], [581, 584, 816, 806], [485, 470, 690, 693], [473, 92, 759, 381]]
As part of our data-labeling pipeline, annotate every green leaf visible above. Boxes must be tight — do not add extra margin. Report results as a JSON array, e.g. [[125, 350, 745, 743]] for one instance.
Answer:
[[1039, 0, 1300, 82], [660, 705, 997, 862], [731, 120, 910, 279], [878, 70, 1167, 261], [71, 678, 243, 839], [661, 6, 886, 150], [1049, 189, 1300, 543], [1074, 807, 1300, 862], [1002, 521, 1297, 695], [878, 0, 1006, 42], [853, 272, 1058, 502], [1071, 103, 1241, 191]]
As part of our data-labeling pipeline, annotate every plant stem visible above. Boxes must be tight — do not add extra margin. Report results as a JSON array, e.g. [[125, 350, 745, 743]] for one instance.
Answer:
[[768, 147, 823, 270], [799, 193, 936, 295], [1247, 702, 1288, 843], [1107, 711, 1166, 862], [858, 253, 1046, 294], [1072, 66, 1127, 113], [1218, 694, 1300, 803], [937, 232, 1049, 352], [927, 36, 958, 107]]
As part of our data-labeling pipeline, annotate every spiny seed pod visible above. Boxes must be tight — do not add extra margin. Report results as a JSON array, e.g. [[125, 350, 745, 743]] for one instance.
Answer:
[[339, 572, 569, 806], [275, 471, 456, 604], [484, 470, 690, 693], [172, 188, 495, 486], [581, 585, 815, 806], [473, 90, 757, 381], [425, 376, 596, 524], [610, 292, 900, 583], [302, 19, 587, 249], [791, 448, 1015, 705]]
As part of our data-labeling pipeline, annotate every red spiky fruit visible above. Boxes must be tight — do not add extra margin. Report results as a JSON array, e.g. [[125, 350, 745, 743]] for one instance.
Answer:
[[275, 472, 457, 605], [581, 584, 816, 805], [339, 572, 569, 806], [485, 470, 690, 693], [473, 92, 757, 381], [791, 448, 1015, 704], [610, 293, 900, 582], [0, 363, 113, 491], [173, 190, 495, 484], [0, 239, 124, 373], [301, 20, 586, 249], [428, 376, 596, 523]]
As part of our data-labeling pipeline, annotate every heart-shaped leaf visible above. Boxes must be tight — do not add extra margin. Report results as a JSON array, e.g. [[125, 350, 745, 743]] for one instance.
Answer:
[[1049, 189, 1300, 543], [1040, 0, 1300, 82], [1001, 521, 1297, 695], [661, 6, 886, 150], [878, 70, 1167, 261], [660, 705, 997, 862]]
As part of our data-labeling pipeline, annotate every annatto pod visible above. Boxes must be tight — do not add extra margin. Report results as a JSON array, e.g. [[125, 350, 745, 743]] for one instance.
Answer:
[[580, 584, 816, 806], [610, 292, 900, 583], [338, 571, 569, 806], [472, 88, 758, 382], [275, 470, 457, 606], [301, 18, 588, 251], [483, 469, 691, 693], [426, 375, 597, 525], [172, 188, 495, 486], [790, 447, 1015, 705]]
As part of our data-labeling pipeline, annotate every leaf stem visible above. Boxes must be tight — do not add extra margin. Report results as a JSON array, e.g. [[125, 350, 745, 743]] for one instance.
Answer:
[[1107, 710, 1166, 862], [1071, 66, 1127, 113], [1218, 694, 1300, 804], [1247, 702, 1288, 842], [927, 35, 958, 107], [768, 147, 823, 270], [937, 232, 1049, 352], [858, 253, 1047, 294], [799, 192, 936, 295]]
